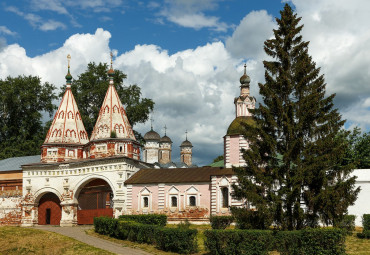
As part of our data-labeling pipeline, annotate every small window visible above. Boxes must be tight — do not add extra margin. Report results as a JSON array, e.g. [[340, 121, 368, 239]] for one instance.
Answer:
[[189, 196, 196, 206], [143, 197, 149, 208], [171, 196, 177, 207], [221, 187, 229, 208]]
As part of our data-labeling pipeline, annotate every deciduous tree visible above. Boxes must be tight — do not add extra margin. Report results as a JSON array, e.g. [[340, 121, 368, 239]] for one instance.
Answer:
[[0, 76, 57, 159]]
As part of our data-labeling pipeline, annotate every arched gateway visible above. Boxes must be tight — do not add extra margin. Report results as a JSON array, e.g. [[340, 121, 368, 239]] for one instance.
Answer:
[[76, 178, 113, 224], [38, 192, 62, 225]]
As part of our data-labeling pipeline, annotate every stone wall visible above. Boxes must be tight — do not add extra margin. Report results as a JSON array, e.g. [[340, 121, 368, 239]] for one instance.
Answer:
[[0, 190, 22, 225]]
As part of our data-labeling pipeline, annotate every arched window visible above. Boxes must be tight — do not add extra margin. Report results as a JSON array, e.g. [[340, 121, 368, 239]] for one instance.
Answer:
[[104, 105, 109, 114], [221, 187, 229, 208], [58, 111, 64, 119], [143, 197, 149, 208], [76, 112, 81, 120], [189, 196, 196, 207], [113, 105, 119, 113], [171, 196, 177, 207], [68, 111, 73, 119]]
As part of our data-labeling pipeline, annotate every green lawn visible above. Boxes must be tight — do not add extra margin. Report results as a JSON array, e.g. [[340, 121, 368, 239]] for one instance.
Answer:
[[0, 226, 113, 255]]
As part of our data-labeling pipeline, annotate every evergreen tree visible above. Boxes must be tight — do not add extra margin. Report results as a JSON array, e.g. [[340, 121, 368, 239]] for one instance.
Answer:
[[232, 4, 360, 230], [61, 62, 154, 143]]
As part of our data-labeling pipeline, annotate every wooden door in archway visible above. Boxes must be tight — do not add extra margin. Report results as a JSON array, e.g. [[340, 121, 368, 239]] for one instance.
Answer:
[[77, 179, 113, 224], [38, 192, 62, 225]]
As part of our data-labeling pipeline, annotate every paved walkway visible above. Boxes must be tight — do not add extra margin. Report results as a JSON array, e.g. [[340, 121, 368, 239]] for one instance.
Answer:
[[32, 225, 151, 255]]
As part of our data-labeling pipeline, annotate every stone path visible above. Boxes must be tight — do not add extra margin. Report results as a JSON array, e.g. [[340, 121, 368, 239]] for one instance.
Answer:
[[32, 225, 151, 255]]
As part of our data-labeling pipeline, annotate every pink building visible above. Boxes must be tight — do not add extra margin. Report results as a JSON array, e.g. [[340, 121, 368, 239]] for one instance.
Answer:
[[125, 167, 242, 223]]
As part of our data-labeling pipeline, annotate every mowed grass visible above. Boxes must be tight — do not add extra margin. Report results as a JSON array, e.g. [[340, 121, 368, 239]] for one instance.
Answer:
[[0, 226, 113, 255], [346, 229, 370, 255]]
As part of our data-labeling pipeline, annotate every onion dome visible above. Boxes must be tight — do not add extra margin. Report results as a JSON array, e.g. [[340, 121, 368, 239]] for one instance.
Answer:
[[144, 129, 160, 141], [226, 116, 255, 136], [160, 135, 172, 143], [65, 54, 73, 85], [108, 53, 115, 78], [180, 139, 193, 147], [240, 63, 250, 85]]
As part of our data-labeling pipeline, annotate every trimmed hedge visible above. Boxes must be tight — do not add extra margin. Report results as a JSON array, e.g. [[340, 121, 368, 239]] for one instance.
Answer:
[[357, 214, 370, 239], [363, 214, 370, 231], [94, 216, 117, 237], [205, 228, 346, 255], [275, 230, 302, 255], [94, 217, 197, 254], [118, 214, 167, 226], [336, 214, 355, 235], [299, 228, 346, 255], [204, 229, 273, 255], [209, 216, 234, 229], [156, 227, 198, 254]]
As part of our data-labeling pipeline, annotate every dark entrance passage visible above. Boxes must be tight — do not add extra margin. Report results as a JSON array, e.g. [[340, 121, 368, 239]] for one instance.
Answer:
[[77, 179, 113, 224], [38, 192, 61, 225]]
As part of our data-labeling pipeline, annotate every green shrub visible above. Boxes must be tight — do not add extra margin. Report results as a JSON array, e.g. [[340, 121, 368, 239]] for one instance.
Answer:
[[357, 230, 370, 239], [155, 228, 198, 254], [275, 230, 302, 255], [362, 214, 370, 231], [209, 215, 234, 229], [177, 219, 191, 230], [299, 228, 346, 255], [204, 229, 273, 255], [231, 207, 272, 230], [336, 214, 355, 235], [94, 216, 117, 237], [118, 214, 167, 226]]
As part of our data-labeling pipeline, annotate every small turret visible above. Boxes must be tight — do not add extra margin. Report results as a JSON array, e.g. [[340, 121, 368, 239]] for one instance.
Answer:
[[180, 130, 193, 166]]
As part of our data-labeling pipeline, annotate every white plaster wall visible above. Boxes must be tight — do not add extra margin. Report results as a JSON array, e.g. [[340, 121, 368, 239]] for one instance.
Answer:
[[348, 169, 370, 226]]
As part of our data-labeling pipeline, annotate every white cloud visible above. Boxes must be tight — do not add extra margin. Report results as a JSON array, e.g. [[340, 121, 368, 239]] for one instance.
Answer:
[[226, 10, 275, 59], [167, 13, 228, 32], [6, 6, 66, 31], [30, 0, 68, 14], [39, 20, 67, 31], [0, 26, 17, 36], [158, 0, 229, 32]]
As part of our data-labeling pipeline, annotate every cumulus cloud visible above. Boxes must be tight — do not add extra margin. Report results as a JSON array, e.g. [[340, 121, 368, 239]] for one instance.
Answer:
[[1, 0, 370, 165], [286, 0, 370, 129], [226, 10, 275, 59]]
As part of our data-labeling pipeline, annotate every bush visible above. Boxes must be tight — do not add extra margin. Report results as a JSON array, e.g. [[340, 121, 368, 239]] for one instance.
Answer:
[[336, 214, 355, 235], [155, 228, 198, 254], [209, 215, 234, 229], [95, 216, 197, 254], [275, 231, 302, 255], [204, 229, 273, 255], [299, 228, 346, 255], [362, 214, 370, 231], [94, 216, 117, 237], [118, 214, 167, 226], [231, 207, 272, 229], [115, 221, 159, 244], [357, 230, 370, 239]]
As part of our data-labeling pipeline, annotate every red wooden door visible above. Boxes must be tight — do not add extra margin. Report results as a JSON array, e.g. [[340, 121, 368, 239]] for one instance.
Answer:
[[38, 193, 61, 225], [77, 208, 113, 225]]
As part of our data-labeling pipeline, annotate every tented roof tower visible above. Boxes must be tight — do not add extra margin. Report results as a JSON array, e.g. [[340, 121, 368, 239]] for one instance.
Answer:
[[41, 54, 89, 162], [89, 53, 140, 160]]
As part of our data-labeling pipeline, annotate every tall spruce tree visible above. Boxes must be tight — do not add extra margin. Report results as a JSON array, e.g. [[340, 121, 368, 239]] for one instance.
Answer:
[[232, 4, 360, 230]]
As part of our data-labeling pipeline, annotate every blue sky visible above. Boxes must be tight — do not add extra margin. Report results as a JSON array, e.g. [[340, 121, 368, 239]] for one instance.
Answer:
[[1, 0, 284, 57], [1, 0, 370, 166]]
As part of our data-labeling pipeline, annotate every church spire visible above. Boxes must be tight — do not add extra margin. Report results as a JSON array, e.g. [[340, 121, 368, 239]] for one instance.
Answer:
[[41, 54, 89, 162]]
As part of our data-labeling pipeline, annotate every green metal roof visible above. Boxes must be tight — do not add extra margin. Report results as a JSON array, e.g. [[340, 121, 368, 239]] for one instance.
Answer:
[[226, 116, 255, 136]]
